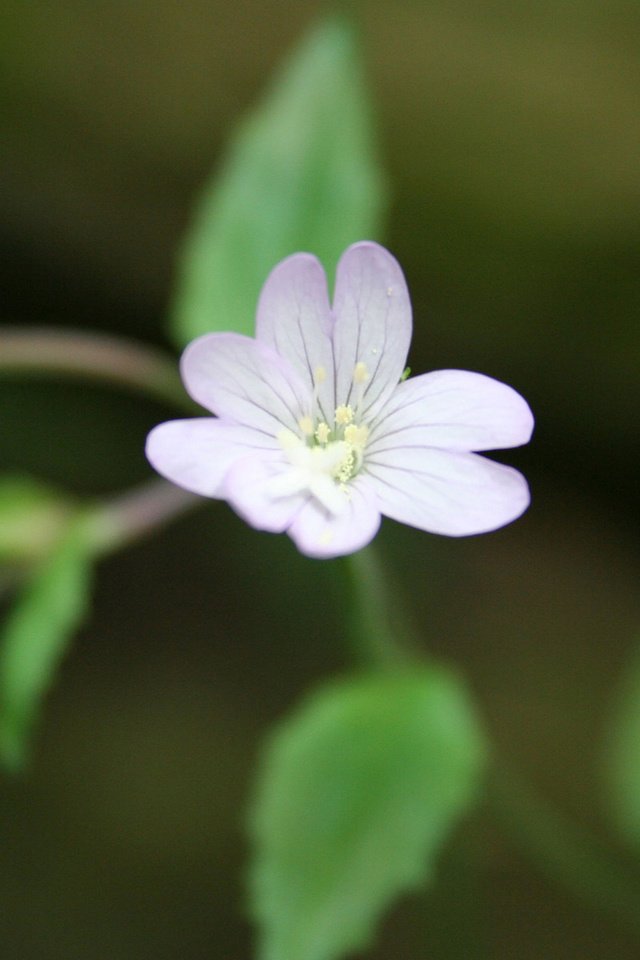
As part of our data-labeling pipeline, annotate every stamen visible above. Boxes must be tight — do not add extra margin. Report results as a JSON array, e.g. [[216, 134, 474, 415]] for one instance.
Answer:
[[344, 424, 368, 447], [353, 362, 369, 385], [335, 404, 354, 427], [314, 422, 331, 445], [298, 416, 314, 436], [352, 361, 370, 418], [309, 366, 328, 424]]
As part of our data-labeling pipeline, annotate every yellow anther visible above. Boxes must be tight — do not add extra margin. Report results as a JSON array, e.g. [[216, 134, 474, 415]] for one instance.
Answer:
[[353, 361, 369, 384], [315, 422, 331, 445], [344, 424, 369, 447], [334, 404, 354, 426], [314, 366, 327, 384], [298, 416, 314, 436]]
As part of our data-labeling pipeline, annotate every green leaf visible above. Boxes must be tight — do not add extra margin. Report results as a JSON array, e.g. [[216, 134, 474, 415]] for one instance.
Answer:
[[249, 668, 487, 960], [0, 519, 94, 771], [601, 643, 640, 848], [0, 475, 73, 564], [170, 15, 386, 345]]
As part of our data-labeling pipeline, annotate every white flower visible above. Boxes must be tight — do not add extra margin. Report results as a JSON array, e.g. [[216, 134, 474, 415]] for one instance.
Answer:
[[146, 242, 533, 558]]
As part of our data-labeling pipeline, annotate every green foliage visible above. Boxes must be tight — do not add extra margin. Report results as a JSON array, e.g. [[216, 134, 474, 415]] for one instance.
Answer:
[[249, 668, 487, 960], [0, 475, 73, 564], [0, 518, 94, 771], [170, 15, 386, 345], [601, 644, 640, 848]]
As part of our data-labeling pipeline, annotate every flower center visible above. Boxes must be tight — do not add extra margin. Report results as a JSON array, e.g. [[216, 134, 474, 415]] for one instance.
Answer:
[[267, 364, 371, 515]]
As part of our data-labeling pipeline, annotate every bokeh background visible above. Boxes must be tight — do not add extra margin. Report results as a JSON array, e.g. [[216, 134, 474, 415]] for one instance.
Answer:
[[1, 1, 640, 958]]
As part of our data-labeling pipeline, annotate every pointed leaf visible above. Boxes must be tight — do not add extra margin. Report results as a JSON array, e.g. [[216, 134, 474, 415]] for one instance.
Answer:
[[249, 668, 486, 960], [170, 16, 386, 345], [0, 520, 93, 771]]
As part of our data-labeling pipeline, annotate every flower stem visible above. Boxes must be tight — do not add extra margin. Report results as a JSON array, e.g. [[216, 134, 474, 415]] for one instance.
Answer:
[[0, 327, 202, 556], [343, 544, 420, 668], [487, 763, 640, 936], [346, 544, 640, 937], [0, 327, 194, 412], [87, 479, 200, 556]]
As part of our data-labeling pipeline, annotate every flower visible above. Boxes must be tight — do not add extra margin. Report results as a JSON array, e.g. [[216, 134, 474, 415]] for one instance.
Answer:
[[146, 242, 533, 558]]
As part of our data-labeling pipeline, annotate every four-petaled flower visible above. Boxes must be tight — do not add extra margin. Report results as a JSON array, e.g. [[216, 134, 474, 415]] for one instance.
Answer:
[[146, 242, 533, 557]]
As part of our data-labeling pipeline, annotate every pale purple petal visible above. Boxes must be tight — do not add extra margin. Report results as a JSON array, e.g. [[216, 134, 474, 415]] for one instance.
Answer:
[[366, 448, 530, 536], [255, 253, 336, 423], [224, 455, 306, 533], [181, 333, 310, 435], [145, 419, 278, 498], [368, 370, 534, 453], [287, 479, 381, 558], [332, 242, 412, 419]]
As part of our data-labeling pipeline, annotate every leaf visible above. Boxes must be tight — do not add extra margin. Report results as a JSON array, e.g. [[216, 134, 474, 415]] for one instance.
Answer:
[[0, 519, 94, 771], [0, 475, 73, 564], [249, 668, 487, 960], [601, 643, 640, 848], [170, 15, 386, 345]]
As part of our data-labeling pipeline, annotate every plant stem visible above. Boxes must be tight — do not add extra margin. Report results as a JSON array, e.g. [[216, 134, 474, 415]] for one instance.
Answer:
[[488, 763, 640, 937], [87, 479, 200, 556], [344, 544, 420, 668], [346, 545, 640, 938], [0, 327, 193, 412], [0, 328, 202, 555]]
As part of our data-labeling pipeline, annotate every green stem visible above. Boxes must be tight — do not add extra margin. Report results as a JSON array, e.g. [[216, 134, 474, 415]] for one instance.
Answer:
[[0, 327, 194, 412], [344, 544, 420, 668], [488, 763, 640, 937], [346, 545, 640, 937]]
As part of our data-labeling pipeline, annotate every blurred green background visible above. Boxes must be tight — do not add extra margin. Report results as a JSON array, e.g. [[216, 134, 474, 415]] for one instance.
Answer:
[[1, 1, 640, 957]]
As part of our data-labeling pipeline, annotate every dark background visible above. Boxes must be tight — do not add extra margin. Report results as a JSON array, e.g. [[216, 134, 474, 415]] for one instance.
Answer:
[[1, 2, 640, 957]]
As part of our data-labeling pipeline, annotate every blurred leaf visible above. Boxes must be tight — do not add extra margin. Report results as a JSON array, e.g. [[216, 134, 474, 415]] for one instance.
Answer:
[[170, 15, 386, 345], [0, 518, 93, 771], [601, 643, 640, 848], [249, 668, 486, 960], [0, 475, 73, 564]]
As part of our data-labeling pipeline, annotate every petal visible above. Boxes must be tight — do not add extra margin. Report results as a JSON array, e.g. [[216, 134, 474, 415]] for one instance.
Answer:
[[181, 332, 310, 435], [255, 253, 336, 423], [368, 369, 534, 453], [366, 448, 530, 536], [287, 479, 381, 558], [224, 454, 306, 533], [332, 242, 412, 420], [145, 419, 278, 497]]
